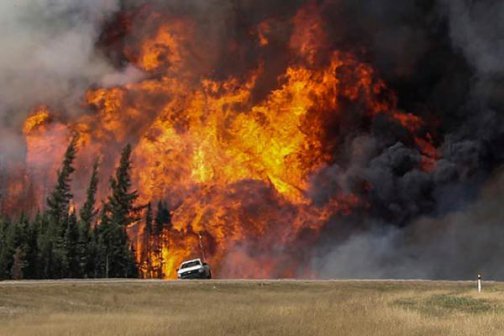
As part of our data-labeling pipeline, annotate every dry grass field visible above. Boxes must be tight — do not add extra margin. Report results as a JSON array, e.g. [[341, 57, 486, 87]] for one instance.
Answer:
[[1, 280, 504, 335]]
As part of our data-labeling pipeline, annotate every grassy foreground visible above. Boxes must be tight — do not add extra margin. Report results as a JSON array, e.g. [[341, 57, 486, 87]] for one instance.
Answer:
[[1, 280, 504, 335]]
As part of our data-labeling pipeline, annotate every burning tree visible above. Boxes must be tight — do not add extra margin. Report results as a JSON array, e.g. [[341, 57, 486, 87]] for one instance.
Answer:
[[77, 160, 100, 277]]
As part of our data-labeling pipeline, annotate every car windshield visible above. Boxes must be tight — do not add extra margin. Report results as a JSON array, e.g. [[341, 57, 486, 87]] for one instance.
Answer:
[[181, 260, 201, 269]]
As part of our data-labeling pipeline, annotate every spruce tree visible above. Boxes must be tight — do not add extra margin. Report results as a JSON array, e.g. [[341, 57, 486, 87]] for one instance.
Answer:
[[96, 204, 130, 278], [0, 217, 13, 279], [23, 217, 39, 279], [154, 201, 171, 236], [44, 136, 78, 278], [46, 136, 78, 230], [94, 205, 110, 278], [141, 203, 153, 278], [108, 144, 138, 228], [16, 214, 36, 279], [0, 215, 29, 279], [85, 227, 98, 278], [64, 210, 79, 277], [99, 144, 139, 278], [152, 201, 170, 278], [78, 160, 100, 277], [0, 216, 6, 278], [36, 212, 53, 278], [79, 160, 99, 230]]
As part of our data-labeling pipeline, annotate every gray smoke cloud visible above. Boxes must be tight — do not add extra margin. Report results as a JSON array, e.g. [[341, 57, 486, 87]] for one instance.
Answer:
[[314, 168, 504, 280], [0, 0, 121, 118], [310, 0, 504, 279], [441, 0, 504, 76]]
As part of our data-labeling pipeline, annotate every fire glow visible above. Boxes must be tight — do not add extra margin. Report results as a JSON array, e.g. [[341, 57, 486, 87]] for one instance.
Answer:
[[17, 4, 436, 279]]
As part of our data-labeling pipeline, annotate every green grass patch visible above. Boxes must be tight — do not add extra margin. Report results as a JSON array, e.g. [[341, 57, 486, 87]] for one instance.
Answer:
[[394, 294, 498, 317], [427, 295, 493, 313]]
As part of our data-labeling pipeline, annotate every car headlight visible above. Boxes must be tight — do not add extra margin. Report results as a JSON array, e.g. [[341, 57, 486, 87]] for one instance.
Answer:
[[198, 268, 204, 273]]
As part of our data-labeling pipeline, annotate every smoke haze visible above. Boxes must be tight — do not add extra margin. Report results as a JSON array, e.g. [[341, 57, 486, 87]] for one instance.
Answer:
[[315, 169, 504, 280], [0, 0, 121, 119], [311, 0, 504, 279]]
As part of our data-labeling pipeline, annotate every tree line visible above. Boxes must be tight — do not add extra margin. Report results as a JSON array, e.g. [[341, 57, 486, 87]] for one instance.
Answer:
[[0, 138, 170, 280]]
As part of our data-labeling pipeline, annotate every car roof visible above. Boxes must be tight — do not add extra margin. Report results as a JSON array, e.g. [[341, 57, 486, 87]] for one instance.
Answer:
[[181, 258, 202, 265]]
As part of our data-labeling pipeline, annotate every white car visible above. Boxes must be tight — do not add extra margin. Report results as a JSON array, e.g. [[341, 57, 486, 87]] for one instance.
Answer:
[[176, 258, 212, 279]]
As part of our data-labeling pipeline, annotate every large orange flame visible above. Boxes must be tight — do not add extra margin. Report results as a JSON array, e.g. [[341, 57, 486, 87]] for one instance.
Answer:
[[19, 4, 436, 278]]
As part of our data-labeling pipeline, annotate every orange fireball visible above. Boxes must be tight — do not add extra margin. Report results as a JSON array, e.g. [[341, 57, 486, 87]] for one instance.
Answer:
[[17, 3, 436, 279]]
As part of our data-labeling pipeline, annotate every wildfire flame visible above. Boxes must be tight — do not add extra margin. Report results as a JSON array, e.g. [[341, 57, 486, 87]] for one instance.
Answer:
[[18, 4, 437, 279]]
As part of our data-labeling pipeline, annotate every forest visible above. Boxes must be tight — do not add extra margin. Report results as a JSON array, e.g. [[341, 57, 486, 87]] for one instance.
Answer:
[[0, 138, 169, 279]]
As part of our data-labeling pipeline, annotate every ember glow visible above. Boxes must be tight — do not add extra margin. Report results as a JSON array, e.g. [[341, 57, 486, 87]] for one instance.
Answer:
[[16, 3, 437, 279]]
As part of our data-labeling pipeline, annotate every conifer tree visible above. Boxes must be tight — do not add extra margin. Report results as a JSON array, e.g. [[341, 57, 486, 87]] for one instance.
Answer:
[[0, 217, 13, 279], [46, 136, 78, 230], [23, 217, 39, 279], [36, 212, 53, 278], [141, 203, 153, 277], [16, 214, 37, 279], [152, 201, 170, 278], [154, 201, 171, 236], [43, 136, 78, 278], [98, 144, 139, 278], [95, 204, 110, 277], [84, 227, 98, 278], [64, 210, 80, 277], [78, 160, 100, 277], [0, 215, 28, 279], [109, 144, 138, 228], [97, 204, 131, 278], [80, 160, 99, 230], [94, 205, 110, 278]]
